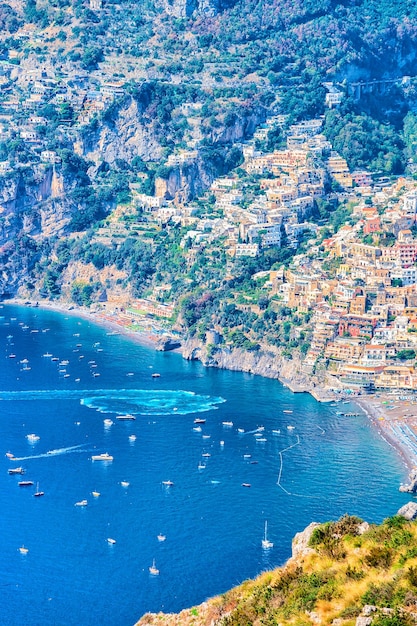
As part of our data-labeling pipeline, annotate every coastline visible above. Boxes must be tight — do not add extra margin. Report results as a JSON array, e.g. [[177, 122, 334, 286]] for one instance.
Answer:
[[4, 297, 417, 488], [354, 394, 417, 475]]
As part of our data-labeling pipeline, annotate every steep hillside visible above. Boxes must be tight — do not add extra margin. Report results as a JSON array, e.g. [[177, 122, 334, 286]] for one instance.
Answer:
[[136, 512, 417, 626]]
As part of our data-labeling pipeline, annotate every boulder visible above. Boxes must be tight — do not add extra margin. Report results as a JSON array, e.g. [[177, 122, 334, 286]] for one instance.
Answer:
[[399, 470, 417, 493], [397, 501, 417, 520], [291, 522, 320, 559]]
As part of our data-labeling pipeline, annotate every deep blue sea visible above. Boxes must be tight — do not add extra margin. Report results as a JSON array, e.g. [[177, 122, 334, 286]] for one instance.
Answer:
[[0, 304, 411, 625]]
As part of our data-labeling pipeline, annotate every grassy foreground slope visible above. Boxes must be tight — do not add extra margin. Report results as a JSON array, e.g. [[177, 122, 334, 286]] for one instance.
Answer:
[[137, 515, 417, 626]]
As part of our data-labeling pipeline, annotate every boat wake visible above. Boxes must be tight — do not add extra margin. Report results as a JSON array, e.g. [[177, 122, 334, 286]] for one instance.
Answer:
[[0, 389, 225, 416], [11, 444, 88, 461]]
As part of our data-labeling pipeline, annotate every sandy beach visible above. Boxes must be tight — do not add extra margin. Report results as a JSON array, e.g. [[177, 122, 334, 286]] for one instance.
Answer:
[[5, 298, 169, 351], [355, 393, 417, 475]]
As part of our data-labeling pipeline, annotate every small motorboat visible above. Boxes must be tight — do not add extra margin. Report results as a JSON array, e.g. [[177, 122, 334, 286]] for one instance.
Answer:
[[18, 481, 34, 487], [107, 538, 116, 545], [91, 453, 113, 462], [162, 480, 174, 487], [5, 452, 15, 459], [241, 483, 251, 488], [8, 467, 25, 475], [128, 434, 137, 442], [74, 500, 88, 507], [19, 546, 29, 555], [120, 481, 130, 488], [157, 534, 166, 542], [116, 414, 136, 421], [92, 491, 100, 497], [222, 421, 233, 427], [26, 434, 40, 442], [149, 559, 159, 575], [193, 418, 206, 425]]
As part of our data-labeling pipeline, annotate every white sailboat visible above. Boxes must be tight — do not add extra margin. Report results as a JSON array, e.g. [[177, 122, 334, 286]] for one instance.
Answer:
[[261, 520, 273, 549], [149, 558, 159, 575]]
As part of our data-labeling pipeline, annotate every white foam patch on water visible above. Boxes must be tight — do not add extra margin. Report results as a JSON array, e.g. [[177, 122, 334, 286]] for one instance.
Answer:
[[0, 389, 226, 415]]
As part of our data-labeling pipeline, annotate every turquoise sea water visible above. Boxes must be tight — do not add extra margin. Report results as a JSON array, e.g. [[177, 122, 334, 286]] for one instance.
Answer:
[[0, 304, 411, 625]]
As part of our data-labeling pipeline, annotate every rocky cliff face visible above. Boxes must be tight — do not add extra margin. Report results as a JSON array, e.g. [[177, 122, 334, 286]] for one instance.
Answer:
[[161, 0, 237, 18], [181, 336, 310, 385], [80, 98, 164, 167]]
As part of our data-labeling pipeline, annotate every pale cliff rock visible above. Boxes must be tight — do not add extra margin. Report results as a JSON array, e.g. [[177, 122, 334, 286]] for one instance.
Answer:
[[181, 337, 309, 384], [81, 98, 164, 166], [398, 501, 417, 520], [291, 522, 320, 560], [399, 470, 417, 493], [155, 160, 215, 203]]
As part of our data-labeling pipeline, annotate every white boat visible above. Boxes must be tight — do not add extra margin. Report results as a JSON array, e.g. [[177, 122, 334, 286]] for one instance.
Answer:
[[272, 429, 281, 435], [91, 453, 113, 462], [202, 453, 211, 458], [157, 534, 166, 542], [120, 481, 130, 487], [8, 467, 25, 475], [222, 421, 233, 427], [75, 499, 88, 507], [220, 440, 225, 447], [198, 462, 206, 470], [26, 433, 40, 442], [92, 491, 100, 497], [151, 373, 160, 378], [262, 521, 274, 549], [283, 410, 293, 414], [103, 419, 114, 427], [237, 428, 245, 433], [19, 545, 29, 555], [287, 425, 295, 431], [5, 452, 15, 459], [128, 434, 137, 442], [107, 538, 116, 545], [116, 414, 136, 421], [162, 480, 174, 486], [193, 426, 202, 432], [149, 559, 159, 575]]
